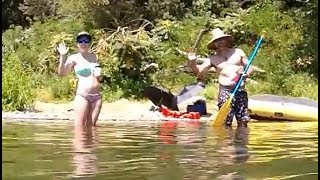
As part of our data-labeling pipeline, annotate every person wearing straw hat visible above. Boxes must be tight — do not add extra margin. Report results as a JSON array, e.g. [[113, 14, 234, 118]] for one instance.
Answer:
[[187, 28, 253, 127]]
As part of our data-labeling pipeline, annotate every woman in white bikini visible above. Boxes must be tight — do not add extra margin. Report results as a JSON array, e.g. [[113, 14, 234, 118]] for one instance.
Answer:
[[57, 31, 102, 127]]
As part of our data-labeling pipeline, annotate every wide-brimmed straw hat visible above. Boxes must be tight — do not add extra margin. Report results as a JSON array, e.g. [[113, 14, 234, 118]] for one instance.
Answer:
[[207, 28, 234, 49]]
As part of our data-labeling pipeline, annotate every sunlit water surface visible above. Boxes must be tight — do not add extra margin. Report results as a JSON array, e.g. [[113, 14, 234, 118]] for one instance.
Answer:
[[2, 120, 318, 180]]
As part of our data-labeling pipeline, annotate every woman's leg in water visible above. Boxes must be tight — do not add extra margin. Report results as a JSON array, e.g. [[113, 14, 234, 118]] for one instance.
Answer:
[[72, 121, 97, 177], [87, 94, 102, 126], [74, 95, 90, 128], [89, 98, 102, 127]]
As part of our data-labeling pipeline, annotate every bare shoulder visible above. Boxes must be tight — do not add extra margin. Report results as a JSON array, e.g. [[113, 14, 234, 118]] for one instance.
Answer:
[[209, 54, 225, 66], [90, 53, 97, 58], [235, 48, 246, 56], [209, 54, 224, 61], [66, 53, 78, 63], [68, 53, 77, 59], [90, 53, 98, 62]]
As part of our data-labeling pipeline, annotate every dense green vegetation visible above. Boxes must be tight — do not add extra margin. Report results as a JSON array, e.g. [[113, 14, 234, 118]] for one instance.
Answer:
[[2, 0, 318, 111]]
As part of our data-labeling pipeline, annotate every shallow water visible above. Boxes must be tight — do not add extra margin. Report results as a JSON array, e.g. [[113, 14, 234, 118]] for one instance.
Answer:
[[2, 120, 318, 180]]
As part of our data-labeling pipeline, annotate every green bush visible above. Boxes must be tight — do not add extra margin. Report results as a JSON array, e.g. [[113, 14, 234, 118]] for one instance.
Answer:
[[2, 54, 35, 111], [33, 74, 75, 102], [1, 0, 318, 111]]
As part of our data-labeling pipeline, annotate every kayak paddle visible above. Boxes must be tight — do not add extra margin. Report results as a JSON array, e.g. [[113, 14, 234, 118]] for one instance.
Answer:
[[211, 31, 266, 127]]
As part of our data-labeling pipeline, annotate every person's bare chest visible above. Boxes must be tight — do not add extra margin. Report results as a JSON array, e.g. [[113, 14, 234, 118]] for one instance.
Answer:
[[215, 50, 243, 69], [73, 53, 97, 77], [225, 50, 242, 65]]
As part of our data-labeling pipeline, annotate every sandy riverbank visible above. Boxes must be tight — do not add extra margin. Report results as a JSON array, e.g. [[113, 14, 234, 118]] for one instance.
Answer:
[[2, 99, 219, 122]]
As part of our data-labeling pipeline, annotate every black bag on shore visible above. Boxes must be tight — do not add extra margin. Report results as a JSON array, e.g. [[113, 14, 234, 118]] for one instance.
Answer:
[[142, 82, 207, 115]]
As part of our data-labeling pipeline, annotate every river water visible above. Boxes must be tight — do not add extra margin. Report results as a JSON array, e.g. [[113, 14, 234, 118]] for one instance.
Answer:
[[2, 120, 318, 179]]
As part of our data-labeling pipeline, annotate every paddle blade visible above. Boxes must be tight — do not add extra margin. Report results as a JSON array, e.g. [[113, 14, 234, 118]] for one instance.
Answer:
[[211, 98, 232, 127]]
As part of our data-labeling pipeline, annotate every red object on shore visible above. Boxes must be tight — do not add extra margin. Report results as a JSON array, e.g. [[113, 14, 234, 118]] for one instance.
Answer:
[[160, 105, 200, 119]]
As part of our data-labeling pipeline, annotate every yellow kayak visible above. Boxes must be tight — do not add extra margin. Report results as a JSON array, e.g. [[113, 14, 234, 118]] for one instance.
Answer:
[[248, 94, 318, 121]]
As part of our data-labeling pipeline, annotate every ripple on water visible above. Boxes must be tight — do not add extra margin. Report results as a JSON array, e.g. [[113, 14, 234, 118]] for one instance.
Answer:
[[2, 120, 318, 179]]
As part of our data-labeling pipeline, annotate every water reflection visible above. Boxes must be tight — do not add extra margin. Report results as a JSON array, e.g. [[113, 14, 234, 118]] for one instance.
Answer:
[[156, 120, 207, 180], [216, 126, 250, 165], [157, 120, 250, 179], [72, 125, 98, 178], [158, 120, 203, 145], [159, 121, 178, 145], [212, 127, 250, 179], [2, 121, 318, 179]]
